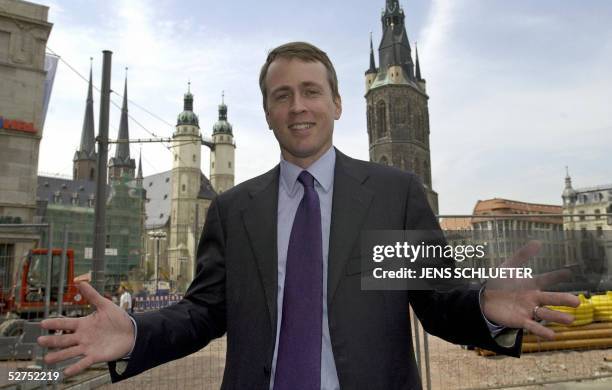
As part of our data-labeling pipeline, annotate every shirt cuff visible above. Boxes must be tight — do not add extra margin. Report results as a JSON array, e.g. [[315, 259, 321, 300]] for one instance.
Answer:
[[123, 315, 138, 359], [478, 284, 505, 338]]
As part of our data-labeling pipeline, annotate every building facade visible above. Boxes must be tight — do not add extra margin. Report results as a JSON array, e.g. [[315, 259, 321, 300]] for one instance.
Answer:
[[562, 172, 612, 281], [0, 0, 52, 292], [143, 89, 234, 292], [471, 198, 563, 274], [365, 0, 438, 213]]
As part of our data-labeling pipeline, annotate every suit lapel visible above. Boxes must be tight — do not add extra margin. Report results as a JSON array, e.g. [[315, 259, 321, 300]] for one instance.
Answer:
[[328, 150, 374, 305], [241, 166, 279, 330]]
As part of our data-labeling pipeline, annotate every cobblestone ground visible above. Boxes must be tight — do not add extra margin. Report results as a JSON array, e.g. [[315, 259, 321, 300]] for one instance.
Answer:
[[96, 334, 612, 390]]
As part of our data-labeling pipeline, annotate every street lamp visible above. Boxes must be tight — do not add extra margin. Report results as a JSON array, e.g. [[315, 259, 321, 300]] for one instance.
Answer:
[[148, 230, 167, 295]]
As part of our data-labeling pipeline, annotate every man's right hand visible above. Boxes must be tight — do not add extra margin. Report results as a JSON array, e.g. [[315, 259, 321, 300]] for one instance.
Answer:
[[37, 280, 135, 377]]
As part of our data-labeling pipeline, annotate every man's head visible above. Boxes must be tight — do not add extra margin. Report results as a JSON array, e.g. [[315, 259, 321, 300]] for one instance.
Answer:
[[259, 42, 342, 168]]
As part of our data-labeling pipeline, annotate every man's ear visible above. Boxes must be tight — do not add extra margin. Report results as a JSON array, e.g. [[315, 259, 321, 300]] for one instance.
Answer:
[[334, 96, 342, 120]]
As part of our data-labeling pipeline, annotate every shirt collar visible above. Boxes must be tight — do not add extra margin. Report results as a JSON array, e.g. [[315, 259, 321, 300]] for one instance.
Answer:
[[280, 146, 335, 196]]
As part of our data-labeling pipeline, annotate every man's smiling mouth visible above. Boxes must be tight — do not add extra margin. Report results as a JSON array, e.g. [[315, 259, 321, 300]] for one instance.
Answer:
[[289, 122, 315, 130]]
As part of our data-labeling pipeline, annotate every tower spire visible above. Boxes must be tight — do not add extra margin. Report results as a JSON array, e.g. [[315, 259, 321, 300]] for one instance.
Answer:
[[415, 42, 422, 80], [136, 148, 143, 186], [367, 32, 377, 74], [79, 58, 96, 157], [379, 0, 414, 79], [115, 69, 130, 161]]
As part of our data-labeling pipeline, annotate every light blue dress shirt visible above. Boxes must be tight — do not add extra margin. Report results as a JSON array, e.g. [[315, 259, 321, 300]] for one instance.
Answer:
[[269, 146, 339, 390]]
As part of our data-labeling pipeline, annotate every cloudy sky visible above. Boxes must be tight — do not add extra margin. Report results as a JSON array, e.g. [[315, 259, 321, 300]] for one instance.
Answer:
[[37, 0, 612, 214]]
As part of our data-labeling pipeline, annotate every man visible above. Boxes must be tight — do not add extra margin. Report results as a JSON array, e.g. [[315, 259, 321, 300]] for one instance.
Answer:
[[118, 285, 132, 313], [38, 42, 578, 389]]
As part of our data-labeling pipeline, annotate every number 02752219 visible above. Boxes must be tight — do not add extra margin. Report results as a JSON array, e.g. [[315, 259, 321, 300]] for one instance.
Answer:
[[7, 371, 61, 381]]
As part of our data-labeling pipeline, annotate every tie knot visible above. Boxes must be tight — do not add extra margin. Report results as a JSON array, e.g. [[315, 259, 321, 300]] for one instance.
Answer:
[[297, 171, 315, 188]]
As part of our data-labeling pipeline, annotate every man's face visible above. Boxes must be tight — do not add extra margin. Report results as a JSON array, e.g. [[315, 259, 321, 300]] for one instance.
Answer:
[[264, 58, 342, 168]]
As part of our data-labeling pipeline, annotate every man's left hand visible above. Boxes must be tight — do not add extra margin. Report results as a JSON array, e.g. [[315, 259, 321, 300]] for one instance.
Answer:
[[481, 241, 580, 340]]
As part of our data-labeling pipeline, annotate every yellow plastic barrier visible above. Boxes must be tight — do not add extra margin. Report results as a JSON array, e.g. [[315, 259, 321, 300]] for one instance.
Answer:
[[547, 294, 593, 326], [591, 291, 612, 322]]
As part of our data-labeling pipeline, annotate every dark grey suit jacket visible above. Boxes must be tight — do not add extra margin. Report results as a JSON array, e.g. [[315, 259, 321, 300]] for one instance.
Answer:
[[109, 149, 521, 389]]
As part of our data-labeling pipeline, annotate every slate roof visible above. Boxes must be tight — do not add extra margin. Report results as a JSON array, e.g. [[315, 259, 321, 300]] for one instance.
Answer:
[[36, 176, 102, 207], [143, 170, 216, 229]]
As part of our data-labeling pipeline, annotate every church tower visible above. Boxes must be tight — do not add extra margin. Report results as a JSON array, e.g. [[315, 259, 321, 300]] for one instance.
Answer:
[[73, 62, 97, 181], [168, 84, 202, 287], [210, 93, 235, 194], [366, 0, 438, 213], [108, 73, 136, 181]]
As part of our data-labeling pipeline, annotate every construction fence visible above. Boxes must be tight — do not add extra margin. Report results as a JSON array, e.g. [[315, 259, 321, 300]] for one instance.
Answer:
[[1, 213, 612, 389]]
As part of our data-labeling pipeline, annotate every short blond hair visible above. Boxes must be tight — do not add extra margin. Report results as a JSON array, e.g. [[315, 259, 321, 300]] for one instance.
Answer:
[[259, 42, 340, 111]]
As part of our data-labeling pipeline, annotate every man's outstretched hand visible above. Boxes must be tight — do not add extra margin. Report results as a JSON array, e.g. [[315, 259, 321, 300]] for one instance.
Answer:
[[482, 241, 580, 341], [37, 279, 135, 377]]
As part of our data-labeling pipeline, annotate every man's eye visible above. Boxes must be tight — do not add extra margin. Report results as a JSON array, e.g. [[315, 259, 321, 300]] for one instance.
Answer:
[[275, 94, 289, 101], [305, 90, 320, 96]]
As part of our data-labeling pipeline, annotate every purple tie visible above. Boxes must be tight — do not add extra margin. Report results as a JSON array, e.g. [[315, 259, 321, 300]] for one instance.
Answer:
[[274, 171, 323, 390]]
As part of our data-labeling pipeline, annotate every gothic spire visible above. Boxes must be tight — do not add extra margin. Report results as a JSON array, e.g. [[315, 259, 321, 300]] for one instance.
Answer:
[[379, 0, 414, 79], [366, 32, 377, 74], [79, 59, 96, 158], [137, 149, 143, 180], [115, 69, 130, 161], [415, 42, 422, 80]]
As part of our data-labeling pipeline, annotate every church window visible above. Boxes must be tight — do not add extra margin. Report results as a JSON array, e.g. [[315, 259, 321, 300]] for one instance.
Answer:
[[74, 168, 77, 179], [392, 97, 408, 126], [182, 184, 186, 192], [90, 168, 95, 180], [174, 154, 178, 161], [379, 156, 389, 166], [149, 182, 153, 187], [163, 194, 168, 200], [228, 161, 232, 168], [193, 154, 196, 162], [53, 191, 61, 204], [212, 161, 215, 169], [376, 101, 387, 139], [414, 158, 421, 179], [165, 177, 170, 183], [424, 161, 431, 186]]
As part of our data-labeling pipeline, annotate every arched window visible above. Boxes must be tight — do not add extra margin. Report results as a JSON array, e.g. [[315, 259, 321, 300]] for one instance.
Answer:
[[392, 97, 408, 126], [379, 156, 389, 166], [90, 168, 95, 180], [376, 101, 387, 139], [367, 105, 374, 143]]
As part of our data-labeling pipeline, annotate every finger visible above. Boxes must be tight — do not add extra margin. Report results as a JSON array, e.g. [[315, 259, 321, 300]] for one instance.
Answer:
[[41, 317, 79, 332], [75, 281, 108, 308], [534, 269, 572, 290], [38, 333, 79, 349], [63, 355, 95, 378], [524, 319, 555, 340], [504, 240, 542, 268], [74, 272, 91, 283], [535, 307, 574, 325], [44, 345, 83, 365], [539, 292, 580, 308]]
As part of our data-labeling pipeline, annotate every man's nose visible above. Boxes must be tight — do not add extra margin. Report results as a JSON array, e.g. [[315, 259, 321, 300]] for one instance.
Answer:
[[289, 95, 307, 114]]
